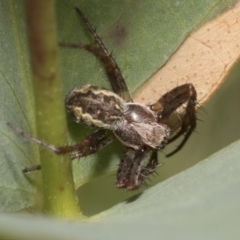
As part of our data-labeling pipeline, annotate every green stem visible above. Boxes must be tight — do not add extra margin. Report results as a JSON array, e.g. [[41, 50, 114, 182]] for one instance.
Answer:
[[25, 0, 82, 218]]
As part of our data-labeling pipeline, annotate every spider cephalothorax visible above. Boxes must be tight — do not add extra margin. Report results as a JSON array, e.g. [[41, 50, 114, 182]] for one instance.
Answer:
[[10, 8, 197, 190]]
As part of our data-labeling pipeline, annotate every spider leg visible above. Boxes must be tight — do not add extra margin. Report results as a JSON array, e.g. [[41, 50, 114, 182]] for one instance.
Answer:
[[138, 151, 159, 186], [117, 147, 147, 190], [116, 148, 136, 188], [126, 149, 147, 190], [60, 8, 132, 102], [69, 131, 112, 160], [7, 123, 112, 172], [150, 83, 197, 157], [23, 130, 112, 172], [166, 101, 196, 157]]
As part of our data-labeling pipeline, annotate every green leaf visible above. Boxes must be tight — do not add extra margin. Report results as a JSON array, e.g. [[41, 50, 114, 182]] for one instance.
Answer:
[[0, 0, 239, 213], [0, 2, 40, 212], [1, 139, 240, 239]]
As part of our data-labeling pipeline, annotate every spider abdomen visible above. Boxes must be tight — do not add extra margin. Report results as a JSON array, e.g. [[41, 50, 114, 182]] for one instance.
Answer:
[[65, 84, 125, 128]]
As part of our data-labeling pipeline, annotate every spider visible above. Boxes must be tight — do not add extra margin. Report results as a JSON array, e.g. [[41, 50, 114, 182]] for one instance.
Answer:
[[8, 8, 197, 190]]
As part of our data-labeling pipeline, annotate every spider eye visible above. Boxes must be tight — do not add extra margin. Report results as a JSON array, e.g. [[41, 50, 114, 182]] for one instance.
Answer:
[[158, 113, 163, 119]]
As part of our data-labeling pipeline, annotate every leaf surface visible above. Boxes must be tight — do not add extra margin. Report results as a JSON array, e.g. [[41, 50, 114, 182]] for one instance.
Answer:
[[0, 0, 239, 212]]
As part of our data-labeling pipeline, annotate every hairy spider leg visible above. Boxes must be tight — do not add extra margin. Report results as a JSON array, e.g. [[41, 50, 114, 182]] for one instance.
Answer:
[[138, 150, 159, 186], [127, 149, 147, 190], [7, 122, 112, 172], [117, 148, 148, 190], [60, 8, 132, 102], [117, 148, 136, 188], [116, 147, 163, 190], [150, 83, 197, 157], [69, 131, 112, 160]]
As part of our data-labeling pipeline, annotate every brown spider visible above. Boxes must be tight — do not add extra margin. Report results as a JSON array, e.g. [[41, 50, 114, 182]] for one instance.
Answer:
[[8, 8, 197, 190]]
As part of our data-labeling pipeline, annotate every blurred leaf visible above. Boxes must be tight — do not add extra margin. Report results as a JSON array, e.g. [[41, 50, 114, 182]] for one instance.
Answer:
[[0, 0, 239, 213], [0, 2, 41, 212], [1, 139, 240, 239]]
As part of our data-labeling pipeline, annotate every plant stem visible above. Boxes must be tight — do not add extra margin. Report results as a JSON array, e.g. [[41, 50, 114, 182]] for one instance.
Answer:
[[25, 0, 82, 218]]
